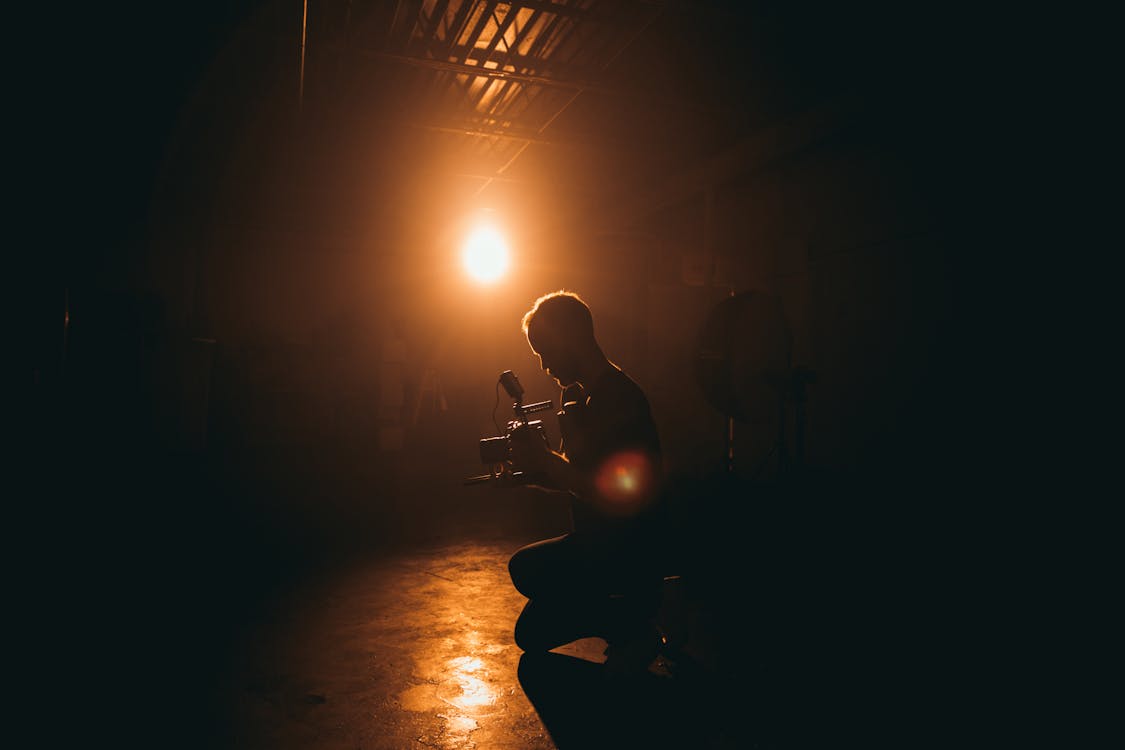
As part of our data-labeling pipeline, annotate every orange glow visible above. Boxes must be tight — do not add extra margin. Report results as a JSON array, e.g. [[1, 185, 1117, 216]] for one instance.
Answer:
[[461, 224, 509, 283], [444, 655, 496, 710], [593, 450, 655, 515]]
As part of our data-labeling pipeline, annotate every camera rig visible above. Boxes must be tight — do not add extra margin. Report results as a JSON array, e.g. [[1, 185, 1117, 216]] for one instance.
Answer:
[[464, 370, 554, 486]]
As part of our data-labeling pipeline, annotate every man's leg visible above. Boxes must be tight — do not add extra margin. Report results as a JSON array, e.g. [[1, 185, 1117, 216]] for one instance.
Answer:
[[508, 533, 588, 601], [513, 597, 601, 652], [509, 533, 666, 667]]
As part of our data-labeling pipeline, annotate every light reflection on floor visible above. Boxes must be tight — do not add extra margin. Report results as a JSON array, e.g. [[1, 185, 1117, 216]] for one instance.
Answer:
[[390, 547, 532, 749], [227, 541, 574, 750], [220, 523, 751, 750]]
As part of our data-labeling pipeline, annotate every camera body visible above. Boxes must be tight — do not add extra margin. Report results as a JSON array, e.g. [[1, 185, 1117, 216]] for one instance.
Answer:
[[465, 370, 555, 486], [478, 419, 548, 465]]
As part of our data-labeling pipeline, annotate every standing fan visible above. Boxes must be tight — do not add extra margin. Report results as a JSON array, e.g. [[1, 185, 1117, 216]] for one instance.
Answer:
[[694, 291, 813, 474]]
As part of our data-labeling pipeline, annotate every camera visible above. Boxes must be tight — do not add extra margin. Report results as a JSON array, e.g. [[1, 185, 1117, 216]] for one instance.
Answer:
[[464, 370, 555, 486]]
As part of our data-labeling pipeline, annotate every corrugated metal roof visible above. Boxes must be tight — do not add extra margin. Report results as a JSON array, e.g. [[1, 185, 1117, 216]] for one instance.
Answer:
[[293, 1, 775, 215]]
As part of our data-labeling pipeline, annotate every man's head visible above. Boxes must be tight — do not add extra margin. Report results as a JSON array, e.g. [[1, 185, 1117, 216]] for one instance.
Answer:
[[522, 290, 598, 386]]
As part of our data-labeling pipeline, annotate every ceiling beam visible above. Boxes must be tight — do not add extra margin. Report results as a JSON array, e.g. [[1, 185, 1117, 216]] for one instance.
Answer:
[[396, 118, 642, 151], [501, 1, 587, 20], [353, 48, 617, 94]]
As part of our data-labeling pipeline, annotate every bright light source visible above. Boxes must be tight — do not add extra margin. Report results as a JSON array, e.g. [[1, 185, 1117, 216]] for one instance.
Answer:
[[461, 225, 509, 283]]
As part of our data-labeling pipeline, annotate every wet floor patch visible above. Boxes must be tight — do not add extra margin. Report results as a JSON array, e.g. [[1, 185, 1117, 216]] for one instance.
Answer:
[[225, 540, 559, 749]]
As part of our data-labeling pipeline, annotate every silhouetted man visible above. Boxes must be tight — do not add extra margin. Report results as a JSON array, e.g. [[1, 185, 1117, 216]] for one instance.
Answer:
[[507, 290, 668, 676]]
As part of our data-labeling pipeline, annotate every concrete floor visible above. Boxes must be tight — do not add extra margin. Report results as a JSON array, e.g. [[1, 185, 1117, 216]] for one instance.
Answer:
[[30, 455, 951, 750], [175, 449, 778, 750], [117, 468, 930, 750], [212, 533, 740, 750]]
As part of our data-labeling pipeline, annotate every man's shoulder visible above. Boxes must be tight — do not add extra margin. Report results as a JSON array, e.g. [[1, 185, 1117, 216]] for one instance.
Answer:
[[591, 367, 652, 412]]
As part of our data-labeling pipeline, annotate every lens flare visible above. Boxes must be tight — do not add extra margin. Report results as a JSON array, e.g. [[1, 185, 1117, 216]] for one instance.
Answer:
[[593, 450, 655, 515], [461, 225, 509, 283]]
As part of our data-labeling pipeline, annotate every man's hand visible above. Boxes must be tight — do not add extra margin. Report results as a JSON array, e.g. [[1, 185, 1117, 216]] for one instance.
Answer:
[[508, 423, 554, 475]]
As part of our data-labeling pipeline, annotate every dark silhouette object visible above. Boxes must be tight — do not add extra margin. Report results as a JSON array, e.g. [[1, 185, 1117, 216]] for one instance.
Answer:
[[695, 291, 793, 427], [506, 290, 670, 675], [694, 290, 817, 475], [517, 651, 735, 749]]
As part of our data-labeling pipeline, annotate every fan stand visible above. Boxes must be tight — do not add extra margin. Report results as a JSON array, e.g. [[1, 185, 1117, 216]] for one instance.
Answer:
[[695, 290, 814, 480], [731, 365, 816, 480]]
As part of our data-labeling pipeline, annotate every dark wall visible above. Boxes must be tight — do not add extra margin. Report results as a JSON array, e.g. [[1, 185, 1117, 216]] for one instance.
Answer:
[[640, 123, 959, 479], [594, 86, 991, 746]]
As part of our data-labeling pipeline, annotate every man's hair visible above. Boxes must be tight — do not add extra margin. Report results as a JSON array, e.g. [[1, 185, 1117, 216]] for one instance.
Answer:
[[522, 290, 595, 344]]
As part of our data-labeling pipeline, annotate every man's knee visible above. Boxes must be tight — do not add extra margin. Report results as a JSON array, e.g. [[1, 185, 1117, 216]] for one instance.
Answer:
[[512, 621, 534, 653], [508, 553, 532, 598], [513, 611, 551, 653]]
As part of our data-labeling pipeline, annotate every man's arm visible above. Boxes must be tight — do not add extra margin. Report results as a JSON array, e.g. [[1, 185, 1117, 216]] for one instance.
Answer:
[[509, 425, 595, 499]]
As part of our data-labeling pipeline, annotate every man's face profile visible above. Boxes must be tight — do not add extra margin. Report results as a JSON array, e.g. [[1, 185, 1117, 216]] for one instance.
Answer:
[[529, 326, 579, 387]]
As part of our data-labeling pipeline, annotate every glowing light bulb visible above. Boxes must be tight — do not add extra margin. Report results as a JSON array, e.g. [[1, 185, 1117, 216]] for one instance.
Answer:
[[461, 225, 509, 283]]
